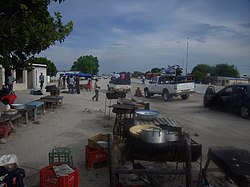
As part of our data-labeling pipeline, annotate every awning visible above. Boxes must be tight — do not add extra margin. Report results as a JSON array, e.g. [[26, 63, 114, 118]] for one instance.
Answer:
[[65, 73, 92, 78]]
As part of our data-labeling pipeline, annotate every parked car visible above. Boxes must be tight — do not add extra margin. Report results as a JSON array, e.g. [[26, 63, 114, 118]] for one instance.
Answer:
[[203, 84, 250, 118]]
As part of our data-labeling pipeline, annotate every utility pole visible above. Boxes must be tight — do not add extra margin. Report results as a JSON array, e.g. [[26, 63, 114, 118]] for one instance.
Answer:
[[185, 37, 189, 75]]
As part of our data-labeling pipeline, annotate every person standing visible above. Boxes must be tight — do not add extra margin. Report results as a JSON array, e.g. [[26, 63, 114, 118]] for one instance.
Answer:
[[68, 75, 74, 94], [39, 73, 44, 90], [75, 75, 80, 94], [92, 79, 100, 101], [62, 75, 66, 89], [86, 79, 92, 91], [7, 73, 15, 91]]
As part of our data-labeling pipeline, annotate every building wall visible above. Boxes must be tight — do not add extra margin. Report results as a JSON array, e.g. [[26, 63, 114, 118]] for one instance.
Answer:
[[26, 64, 47, 89], [216, 77, 249, 86], [13, 70, 28, 90], [0, 65, 28, 91]]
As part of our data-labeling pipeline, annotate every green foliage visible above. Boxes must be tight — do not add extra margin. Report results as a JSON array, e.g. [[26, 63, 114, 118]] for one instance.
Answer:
[[28, 57, 58, 76], [131, 71, 144, 78], [71, 55, 99, 75], [191, 63, 240, 80], [193, 70, 205, 82], [214, 64, 240, 78], [176, 66, 183, 76], [151, 67, 161, 73], [0, 0, 73, 69], [191, 64, 213, 81]]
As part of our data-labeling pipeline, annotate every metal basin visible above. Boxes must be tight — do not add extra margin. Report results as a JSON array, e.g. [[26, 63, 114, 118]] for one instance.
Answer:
[[5, 109, 18, 115], [135, 110, 159, 121], [11, 104, 26, 110]]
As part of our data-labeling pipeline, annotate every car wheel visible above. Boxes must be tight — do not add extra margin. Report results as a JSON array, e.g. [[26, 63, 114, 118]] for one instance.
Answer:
[[240, 105, 250, 119], [181, 94, 189, 100], [144, 88, 151, 98], [163, 89, 170, 102]]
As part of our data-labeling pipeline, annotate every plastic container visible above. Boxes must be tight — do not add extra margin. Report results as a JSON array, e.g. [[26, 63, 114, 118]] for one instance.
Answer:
[[0, 122, 12, 138], [49, 147, 73, 166], [40, 163, 78, 187], [85, 145, 108, 169]]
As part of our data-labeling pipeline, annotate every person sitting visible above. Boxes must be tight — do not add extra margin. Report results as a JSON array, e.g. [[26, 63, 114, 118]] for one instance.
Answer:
[[134, 87, 143, 97], [0, 155, 25, 187]]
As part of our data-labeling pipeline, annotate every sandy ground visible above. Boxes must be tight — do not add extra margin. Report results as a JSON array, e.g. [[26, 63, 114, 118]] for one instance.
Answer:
[[0, 79, 249, 187]]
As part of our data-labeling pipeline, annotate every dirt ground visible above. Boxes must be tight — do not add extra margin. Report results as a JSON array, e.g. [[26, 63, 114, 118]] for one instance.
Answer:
[[0, 78, 249, 187]]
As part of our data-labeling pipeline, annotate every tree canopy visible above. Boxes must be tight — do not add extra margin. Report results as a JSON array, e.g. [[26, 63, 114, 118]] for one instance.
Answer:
[[0, 0, 73, 70], [191, 63, 240, 81], [71, 55, 99, 75], [28, 57, 58, 76], [151, 67, 161, 73]]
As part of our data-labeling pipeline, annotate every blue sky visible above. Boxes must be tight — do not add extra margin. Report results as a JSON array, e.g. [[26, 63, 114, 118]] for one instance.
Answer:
[[37, 0, 250, 76]]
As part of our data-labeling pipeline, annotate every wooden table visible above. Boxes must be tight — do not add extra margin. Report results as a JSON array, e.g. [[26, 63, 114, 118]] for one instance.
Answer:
[[39, 96, 64, 110]]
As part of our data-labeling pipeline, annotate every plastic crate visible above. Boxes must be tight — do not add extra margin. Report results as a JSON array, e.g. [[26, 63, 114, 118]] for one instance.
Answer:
[[49, 147, 73, 166], [0, 122, 11, 138], [40, 163, 78, 187], [85, 145, 108, 169]]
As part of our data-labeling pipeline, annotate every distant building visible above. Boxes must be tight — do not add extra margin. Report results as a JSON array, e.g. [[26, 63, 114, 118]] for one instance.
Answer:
[[204, 76, 249, 86]]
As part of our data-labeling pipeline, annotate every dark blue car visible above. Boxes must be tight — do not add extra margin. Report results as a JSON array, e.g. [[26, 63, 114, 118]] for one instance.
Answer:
[[204, 84, 250, 118]]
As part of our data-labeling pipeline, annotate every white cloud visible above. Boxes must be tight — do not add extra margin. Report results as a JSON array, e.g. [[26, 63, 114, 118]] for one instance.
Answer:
[[43, 0, 250, 75]]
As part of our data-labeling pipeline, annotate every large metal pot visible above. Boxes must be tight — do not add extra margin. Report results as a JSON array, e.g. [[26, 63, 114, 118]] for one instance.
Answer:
[[141, 128, 178, 143], [129, 125, 160, 138]]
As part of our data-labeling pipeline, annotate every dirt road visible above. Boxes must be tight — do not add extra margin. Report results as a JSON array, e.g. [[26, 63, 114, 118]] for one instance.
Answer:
[[0, 78, 249, 186]]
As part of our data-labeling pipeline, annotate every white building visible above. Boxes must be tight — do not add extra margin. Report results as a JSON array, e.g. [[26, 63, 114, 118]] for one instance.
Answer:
[[0, 63, 47, 91]]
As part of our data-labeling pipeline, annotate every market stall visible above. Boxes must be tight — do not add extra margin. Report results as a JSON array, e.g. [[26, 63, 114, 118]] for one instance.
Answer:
[[108, 108, 202, 187]]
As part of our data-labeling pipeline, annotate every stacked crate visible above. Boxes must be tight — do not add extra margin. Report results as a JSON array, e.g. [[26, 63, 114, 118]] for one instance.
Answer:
[[40, 163, 78, 187], [85, 145, 108, 169], [49, 147, 73, 166]]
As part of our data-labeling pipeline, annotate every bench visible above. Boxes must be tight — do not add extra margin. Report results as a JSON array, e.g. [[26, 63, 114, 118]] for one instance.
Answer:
[[25, 101, 45, 121]]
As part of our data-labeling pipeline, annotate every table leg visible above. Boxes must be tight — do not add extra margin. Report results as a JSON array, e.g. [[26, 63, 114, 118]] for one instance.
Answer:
[[33, 108, 37, 121]]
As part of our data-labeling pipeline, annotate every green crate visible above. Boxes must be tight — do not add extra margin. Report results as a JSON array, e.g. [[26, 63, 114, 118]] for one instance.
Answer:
[[48, 147, 73, 166]]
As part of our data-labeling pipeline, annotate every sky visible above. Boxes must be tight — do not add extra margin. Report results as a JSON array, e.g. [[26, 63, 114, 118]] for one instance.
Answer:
[[37, 0, 250, 76]]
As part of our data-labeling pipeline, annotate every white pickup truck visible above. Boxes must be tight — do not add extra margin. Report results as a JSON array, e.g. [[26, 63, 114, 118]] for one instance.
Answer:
[[144, 75, 195, 101], [107, 72, 131, 92]]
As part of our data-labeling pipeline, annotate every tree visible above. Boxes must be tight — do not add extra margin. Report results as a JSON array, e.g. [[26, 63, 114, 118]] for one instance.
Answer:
[[192, 63, 240, 79], [131, 71, 145, 78], [0, 0, 73, 70], [28, 57, 58, 76], [214, 64, 240, 78], [176, 66, 183, 76], [192, 64, 214, 81], [151, 67, 161, 73], [193, 70, 205, 82], [71, 55, 99, 75]]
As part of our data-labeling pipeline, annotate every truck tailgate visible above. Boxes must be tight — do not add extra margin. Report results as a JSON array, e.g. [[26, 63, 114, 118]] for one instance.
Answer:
[[176, 82, 195, 92]]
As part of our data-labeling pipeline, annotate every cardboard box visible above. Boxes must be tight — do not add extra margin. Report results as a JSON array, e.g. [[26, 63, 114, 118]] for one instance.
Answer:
[[87, 134, 121, 153]]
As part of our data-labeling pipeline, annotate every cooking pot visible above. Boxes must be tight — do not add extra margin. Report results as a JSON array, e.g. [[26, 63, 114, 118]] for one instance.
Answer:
[[141, 127, 178, 143], [129, 125, 161, 138]]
